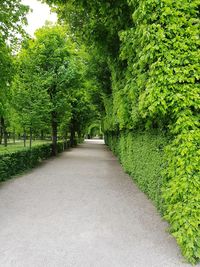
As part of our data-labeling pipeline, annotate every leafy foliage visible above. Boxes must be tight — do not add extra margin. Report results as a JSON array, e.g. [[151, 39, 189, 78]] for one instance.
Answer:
[[162, 130, 200, 263], [105, 131, 167, 209], [0, 141, 71, 182], [46, 0, 200, 263], [1, 0, 199, 262], [12, 25, 85, 153], [119, 1, 200, 263], [0, 0, 29, 146], [0, 0, 29, 45]]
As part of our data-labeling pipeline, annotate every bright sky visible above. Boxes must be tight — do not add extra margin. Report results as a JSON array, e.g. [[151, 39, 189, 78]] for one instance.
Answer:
[[21, 0, 57, 37]]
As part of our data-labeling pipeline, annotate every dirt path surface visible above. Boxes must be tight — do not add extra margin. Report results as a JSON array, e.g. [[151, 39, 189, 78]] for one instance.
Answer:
[[0, 140, 194, 267]]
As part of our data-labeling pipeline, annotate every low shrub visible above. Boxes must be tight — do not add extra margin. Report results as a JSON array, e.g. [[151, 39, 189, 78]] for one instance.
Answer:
[[0, 141, 69, 183]]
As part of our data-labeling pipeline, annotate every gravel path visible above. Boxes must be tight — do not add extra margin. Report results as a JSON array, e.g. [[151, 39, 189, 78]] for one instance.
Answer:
[[0, 140, 195, 267]]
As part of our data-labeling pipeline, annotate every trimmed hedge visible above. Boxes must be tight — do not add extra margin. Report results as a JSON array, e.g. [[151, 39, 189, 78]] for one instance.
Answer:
[[106, 130, 200, 263], [0, 141, 71, 183], [119, 1, 200, 263], [105, 130, 168, 210]]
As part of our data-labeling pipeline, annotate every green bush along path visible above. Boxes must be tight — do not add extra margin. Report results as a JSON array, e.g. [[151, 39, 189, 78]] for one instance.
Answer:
[[0, 141, 69, 183]]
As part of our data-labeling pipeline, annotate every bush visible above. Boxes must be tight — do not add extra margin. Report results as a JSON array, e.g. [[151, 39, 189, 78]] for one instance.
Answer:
[[0, 141, 68, 183], [106, 129, 200, 264], [105, 130, 167, 210], [162, 130, 200, 264]]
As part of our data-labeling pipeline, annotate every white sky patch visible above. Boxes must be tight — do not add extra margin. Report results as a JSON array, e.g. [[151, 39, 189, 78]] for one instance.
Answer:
[[21, 0, 57, 37]]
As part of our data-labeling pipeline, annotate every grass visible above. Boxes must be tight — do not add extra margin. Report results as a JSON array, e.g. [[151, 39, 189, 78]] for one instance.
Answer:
[[0, 140, 51, 154]]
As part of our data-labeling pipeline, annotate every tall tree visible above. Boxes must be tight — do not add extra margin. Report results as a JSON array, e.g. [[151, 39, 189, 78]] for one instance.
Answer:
[[13, 25, 82, 154], [0, 0, 29, 145], [0, 0, 29, 45]]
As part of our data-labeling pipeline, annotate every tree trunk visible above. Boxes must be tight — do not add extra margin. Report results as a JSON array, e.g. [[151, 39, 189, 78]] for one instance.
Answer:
[[13, 128, 16, 144], [70, 122, 75, 147], [51, 111, 57, 156], [40, 130, 44, 140], [78, 131, 82, 143], [29, 127, 32, 148], [1, 117, 7, 147], [23, 130, 26, 147], [0, 117, 3, 145], [64, 128, 68, 149]]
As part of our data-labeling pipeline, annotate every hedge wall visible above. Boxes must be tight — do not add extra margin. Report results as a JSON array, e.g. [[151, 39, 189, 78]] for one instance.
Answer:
[[105, 131, 167, 210], [105, 129, 200, 264], [104, 0, 200, 263]]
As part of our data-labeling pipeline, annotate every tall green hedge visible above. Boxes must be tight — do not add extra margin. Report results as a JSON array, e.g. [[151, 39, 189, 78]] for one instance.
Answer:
[[105, 131, 167, 210], [106, 127, 200, 264], [113, 0, 200, 263]]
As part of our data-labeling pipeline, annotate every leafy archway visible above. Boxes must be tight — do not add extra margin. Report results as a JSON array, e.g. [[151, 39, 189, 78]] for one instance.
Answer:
[[87, 122, 103, 139]]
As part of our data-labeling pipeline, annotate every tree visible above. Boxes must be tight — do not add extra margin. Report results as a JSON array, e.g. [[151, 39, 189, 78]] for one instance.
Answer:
[[12, 70, 51, 147], [0, 0, 29, 46], [13, 25, 82, 154], [0, 0, 29, 145], [0, 37, 13, 146]]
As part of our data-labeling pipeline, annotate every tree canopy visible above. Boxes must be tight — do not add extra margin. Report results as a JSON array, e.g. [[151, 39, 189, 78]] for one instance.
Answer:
[[11, 24, 98, 153], [0, 0, 29, 145]]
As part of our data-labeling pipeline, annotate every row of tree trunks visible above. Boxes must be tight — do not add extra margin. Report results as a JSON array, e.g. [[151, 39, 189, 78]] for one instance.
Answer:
[[51, 112, 79, 156], [51, 113, 77, 155], [0, 113, 79, 153]]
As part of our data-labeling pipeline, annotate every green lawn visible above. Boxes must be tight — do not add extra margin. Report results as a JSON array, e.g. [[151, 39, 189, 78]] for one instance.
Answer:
[[0, 140, 51, 154]]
